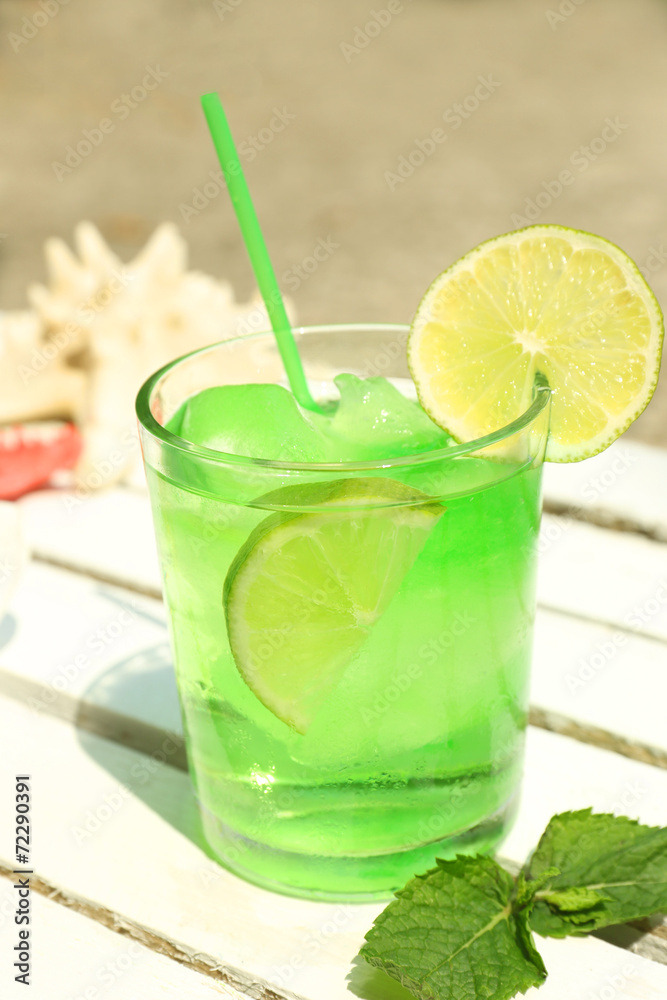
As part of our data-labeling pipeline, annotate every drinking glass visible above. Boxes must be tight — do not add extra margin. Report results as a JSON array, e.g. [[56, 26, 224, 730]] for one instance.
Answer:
[[136, 324, 550, 900]]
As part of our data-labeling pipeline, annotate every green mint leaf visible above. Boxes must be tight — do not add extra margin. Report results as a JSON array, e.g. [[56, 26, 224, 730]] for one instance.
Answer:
[[537, 887, 611, 930], [527, 809, 667, 937], [513, 905, 548, 980], [360, 856, 546, 1000], [541, 886, 610, 912]]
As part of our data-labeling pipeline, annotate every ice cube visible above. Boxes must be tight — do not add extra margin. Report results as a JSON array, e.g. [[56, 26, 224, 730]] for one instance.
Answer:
[[168, 384, 330, 462], [313, 374, 451, 459]]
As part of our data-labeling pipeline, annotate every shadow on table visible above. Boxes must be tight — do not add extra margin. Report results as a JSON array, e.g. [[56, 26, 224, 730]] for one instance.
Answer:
[[0, 612, 17, 651], [74, 588, 213, 860]]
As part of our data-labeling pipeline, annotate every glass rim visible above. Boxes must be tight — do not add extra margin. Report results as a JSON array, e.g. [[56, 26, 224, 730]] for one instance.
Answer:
[[136, 324, 552, 472]]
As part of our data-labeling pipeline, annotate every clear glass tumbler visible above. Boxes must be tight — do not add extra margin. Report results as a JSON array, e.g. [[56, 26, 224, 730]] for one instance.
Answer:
[[136, 324, 550, 900]]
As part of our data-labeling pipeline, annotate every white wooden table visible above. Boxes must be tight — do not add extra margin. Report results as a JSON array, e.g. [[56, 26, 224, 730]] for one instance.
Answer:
[[2, 438, 667, 999]]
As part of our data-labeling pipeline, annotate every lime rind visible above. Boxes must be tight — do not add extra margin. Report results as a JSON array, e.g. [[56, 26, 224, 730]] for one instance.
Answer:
[[408, 224, 664, 463]]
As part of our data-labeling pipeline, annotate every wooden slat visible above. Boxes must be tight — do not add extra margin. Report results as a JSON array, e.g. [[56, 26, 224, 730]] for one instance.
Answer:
[[0, 561, 174, 716], [18, 488, 162, 596], [542, 439, 667, 541], [0, 887, 240, 999], [2, 694, 667, 999], [539, 513, 667, 641], [531, 608, 667, 756], [0, 561, 183, 761]]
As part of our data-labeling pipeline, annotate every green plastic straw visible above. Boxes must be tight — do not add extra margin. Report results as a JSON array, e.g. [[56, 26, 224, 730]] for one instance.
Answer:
[[200, 93, 321, 413]]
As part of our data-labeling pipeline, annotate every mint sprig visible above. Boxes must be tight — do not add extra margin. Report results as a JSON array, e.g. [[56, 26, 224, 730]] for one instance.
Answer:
[[360, 811, 667, 1000], [527, 809, 667, 938]]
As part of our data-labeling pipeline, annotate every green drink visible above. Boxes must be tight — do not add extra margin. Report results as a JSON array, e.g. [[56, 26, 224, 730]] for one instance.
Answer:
[[137, 324, 550, 900]]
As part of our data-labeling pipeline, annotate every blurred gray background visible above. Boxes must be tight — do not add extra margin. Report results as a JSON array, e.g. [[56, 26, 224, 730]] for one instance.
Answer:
[[2, 0, 667, 444]]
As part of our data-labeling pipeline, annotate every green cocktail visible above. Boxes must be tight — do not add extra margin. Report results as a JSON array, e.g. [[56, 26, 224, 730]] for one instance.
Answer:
[[137, 324, 550, 900]]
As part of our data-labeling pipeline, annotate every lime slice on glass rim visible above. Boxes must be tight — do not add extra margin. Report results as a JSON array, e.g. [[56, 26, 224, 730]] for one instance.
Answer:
[[223, 479, 442, 733], [408, 225, 664, 462]]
